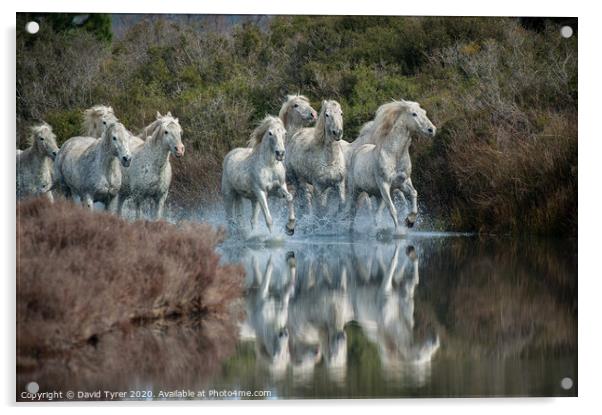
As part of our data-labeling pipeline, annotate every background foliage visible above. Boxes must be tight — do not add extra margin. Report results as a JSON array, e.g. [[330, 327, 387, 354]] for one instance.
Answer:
[[16, 14, 577, 235]]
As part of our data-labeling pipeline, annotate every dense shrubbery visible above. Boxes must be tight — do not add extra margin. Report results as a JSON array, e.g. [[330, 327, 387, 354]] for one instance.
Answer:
[[16, 15, 577, 234]]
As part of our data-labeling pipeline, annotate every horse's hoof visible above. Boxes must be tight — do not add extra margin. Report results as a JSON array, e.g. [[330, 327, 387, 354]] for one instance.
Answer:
[[286, 251, 296, 267], [285, 220, 295, 236], [406, 245, 417, 260], [405, 213, 417, 228]]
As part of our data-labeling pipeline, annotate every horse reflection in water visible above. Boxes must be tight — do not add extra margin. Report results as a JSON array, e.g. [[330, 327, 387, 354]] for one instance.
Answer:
[[233, 241, 439, 384], [350, 243, 440, 384], [240, 252, 296, 377], [288, 247, 353, 383]]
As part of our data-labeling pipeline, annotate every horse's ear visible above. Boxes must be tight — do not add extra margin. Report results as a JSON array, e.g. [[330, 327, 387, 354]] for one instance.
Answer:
[[156, 111, 162, 119], [108, 106, 114, 113], [166, 111, 172, 117]]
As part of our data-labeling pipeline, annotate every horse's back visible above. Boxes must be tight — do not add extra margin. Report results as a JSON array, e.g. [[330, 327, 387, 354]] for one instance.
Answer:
[[222, 147, 253, 194]]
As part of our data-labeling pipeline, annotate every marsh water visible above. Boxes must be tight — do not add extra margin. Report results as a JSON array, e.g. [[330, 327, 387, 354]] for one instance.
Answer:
[[212, 232, 577, 398], [18, 230, 577, 400]]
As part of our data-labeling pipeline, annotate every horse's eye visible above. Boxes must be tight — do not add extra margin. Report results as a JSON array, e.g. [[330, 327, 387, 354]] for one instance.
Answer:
[[39, 136, 44, 141], [164, 131, 168, 135], [294, 104, 299, 108], [325, 113, 330, 118], [112, 136, 117, 141], [412, 113, 417, 117], [268, 131, 273, 136], [103, 121, 107, 125]]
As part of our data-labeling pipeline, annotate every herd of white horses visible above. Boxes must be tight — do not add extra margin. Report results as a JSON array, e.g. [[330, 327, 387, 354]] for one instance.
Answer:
[[16, 95, 436, 235]]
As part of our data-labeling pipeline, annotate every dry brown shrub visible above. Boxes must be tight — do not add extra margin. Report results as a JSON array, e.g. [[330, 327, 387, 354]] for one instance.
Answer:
[[17, 197, 244, 397]]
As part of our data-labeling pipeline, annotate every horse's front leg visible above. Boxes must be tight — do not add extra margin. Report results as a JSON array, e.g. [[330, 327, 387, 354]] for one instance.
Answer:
[[313, 184, 329, 218], [255, 189, 273, 233], [154, 192, 168, 221], [82, 194, 94, 210], [401, 178, 418, 228], [377, 181, 399, 230], [250, 200, 260, 230], [106, 194, 119, 214], [347, 189, 361, 233], [277, 182, 296, 235], [336, 180, 346, 209]]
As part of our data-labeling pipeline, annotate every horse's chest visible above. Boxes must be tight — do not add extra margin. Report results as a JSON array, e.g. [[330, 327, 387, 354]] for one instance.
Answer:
[[97, 169, 121, 195], [259, 168, 282, 191], [315, 154, 345, 185]]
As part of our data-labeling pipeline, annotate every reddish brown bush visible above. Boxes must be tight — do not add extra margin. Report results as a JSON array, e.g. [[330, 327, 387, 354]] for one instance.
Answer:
[[16, 198, 244, 398]]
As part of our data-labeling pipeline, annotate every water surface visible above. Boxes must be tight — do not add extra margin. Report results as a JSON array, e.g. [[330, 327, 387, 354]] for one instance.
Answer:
[[215, 233, 577, 398]]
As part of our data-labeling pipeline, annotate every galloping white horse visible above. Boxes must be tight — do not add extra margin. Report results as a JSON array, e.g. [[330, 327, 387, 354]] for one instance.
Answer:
[[347, 100, 436, 231], [83, 105, 118, 138], [16, 123, 60, 201], [285, 100, 346, 216], [118, 112, 184, 220], [221, 116, 296, 235], [54, 121, 132, 212], [278, 94, 317, 142]]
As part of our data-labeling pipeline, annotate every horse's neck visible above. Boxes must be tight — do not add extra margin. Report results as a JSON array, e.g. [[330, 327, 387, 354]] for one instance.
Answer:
[[284, 117, 304, 139], [21, 146, 47, 170], [142, 137, 170, 168], [93, 136, 117, 170], [377, 127, 411, 161], [256, 143, 276, 168]]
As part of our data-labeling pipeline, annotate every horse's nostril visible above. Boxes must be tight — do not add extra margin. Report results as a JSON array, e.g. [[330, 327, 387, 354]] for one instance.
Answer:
[[428, 128, 434, 133]]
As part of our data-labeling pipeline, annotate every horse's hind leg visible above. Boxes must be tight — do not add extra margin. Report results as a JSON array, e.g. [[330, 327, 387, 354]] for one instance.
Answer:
[[223, 193, 237, 235], [401, 178, 418, 228], [250, 200, 260, 230]]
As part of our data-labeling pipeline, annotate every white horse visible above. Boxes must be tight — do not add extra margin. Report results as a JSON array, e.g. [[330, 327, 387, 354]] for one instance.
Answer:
[[285, 100, 346, 216], [82, 105, 118, 138], [278, 94, 317, 142], [16, 123, 59, 201], [118, 112, 184, 220], [221, 116, 295, 235], [54, 121, 132, 212], [347, 100, 436, 231]]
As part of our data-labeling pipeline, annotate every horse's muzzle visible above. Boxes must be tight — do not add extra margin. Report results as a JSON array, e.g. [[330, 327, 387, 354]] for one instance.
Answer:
[[121, 156, 131, 168], [275, 151, 285, 161]]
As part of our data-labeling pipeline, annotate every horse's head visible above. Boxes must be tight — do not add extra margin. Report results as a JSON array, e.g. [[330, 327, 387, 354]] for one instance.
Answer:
[[399, 100, 436, 138], [319, 100, 344, 142], [280, 94, 317, 128], [84, 105, 118, 138], [106, 122, 132, 167], [251, 116, 286, 162], [30, 123, 59, 160], [155, 111, 185, 158]]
